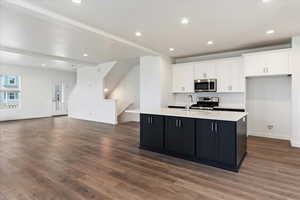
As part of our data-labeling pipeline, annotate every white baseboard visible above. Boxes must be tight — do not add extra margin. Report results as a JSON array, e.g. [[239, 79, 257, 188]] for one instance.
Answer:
[[247, 130, 290, 140], [291, 141, 300, 148], [69, 115, 117, 125]]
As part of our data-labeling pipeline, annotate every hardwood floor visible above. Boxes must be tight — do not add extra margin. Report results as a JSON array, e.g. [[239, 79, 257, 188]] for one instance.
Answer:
[[1, 117, 300, 200]]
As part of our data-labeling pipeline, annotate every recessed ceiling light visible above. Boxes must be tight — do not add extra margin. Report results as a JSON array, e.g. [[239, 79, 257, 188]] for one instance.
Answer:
[[135, 32, 142, 37], [83, 53, 88, 57], [266, 29, 275, 35], [41, 64, 46, 67], [181, 18, 189, 25], [72, 0, 82, 4], [207, 41, 214, 45], [104, 88, 109, 92], [169, 48, 175, 52], [262, 0, 272, 3]]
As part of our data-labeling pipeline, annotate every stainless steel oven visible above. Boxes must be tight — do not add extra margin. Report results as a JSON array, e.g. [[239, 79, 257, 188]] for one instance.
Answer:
[[194, 79, 217, 92]]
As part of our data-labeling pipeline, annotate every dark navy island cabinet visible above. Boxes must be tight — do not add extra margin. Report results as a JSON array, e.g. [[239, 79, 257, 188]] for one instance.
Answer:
[[165, 116, 195, 157], [140, 114, 247, 172], [140, 114, 164, 151]]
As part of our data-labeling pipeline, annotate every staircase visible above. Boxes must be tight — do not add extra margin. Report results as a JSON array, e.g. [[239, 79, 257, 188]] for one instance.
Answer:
[[117, 101, 133, 116], [103, 58, 139, 98], [103, 59, 140, 123]]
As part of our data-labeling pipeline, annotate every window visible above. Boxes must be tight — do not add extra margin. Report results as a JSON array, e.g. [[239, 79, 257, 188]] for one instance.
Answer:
[[0, 75, 21, 109], [9, 78, 16, 85], [8, 92, 17, 100]]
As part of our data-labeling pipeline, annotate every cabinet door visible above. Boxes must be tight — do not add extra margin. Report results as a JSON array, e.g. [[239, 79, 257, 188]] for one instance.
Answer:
[[165, 117, 195, 156], [194, 61, 216, 80], [230, 58, 245, 92], [216, 60, 230, 92], [244, 54, 266, 77], [172, 63, 194, 93], [216, 121, 236, 166], [196, 119, 217, 161], [140, 114, 164, 150], [265, 50, 290, 75], [216, 58, 244, 93]]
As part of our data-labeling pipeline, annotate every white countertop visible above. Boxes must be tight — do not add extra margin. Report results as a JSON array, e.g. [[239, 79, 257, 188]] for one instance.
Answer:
[[126, 108, 247, 122]]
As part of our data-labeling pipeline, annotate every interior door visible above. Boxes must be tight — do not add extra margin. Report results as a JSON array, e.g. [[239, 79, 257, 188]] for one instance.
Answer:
[[52, 81, 65, 116]]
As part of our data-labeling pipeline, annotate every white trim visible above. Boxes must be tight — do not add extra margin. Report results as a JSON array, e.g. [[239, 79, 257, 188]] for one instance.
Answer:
[[248, 130, 290, 140], [291, 141, 300, 148], [0, 45, 97, 67], [176, 44, 291, 63], [3, 0, 160, 56]]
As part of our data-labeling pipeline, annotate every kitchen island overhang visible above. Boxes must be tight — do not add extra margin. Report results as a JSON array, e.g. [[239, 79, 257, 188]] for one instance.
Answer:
[[132, 108, 247, 172]]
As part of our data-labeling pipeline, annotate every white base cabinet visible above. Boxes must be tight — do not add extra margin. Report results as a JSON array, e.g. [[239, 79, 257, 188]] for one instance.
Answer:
[[244, 49, 291, 77]]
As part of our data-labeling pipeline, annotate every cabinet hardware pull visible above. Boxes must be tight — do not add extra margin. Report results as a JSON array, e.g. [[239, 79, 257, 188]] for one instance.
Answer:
[[211, 123, 214, 133], [215, 123, 218, 133], [179, 120, 181, 128], [150, 117, 153, 124], [175, 119, 178, 127]]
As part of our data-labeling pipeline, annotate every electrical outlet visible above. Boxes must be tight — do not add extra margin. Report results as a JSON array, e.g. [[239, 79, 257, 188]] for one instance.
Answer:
[[267, 125, 274, 130]]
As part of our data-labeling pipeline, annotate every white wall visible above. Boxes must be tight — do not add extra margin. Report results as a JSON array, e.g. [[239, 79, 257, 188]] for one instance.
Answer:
[[246, 76, 291, 140], [68, 62, 118, 124], [291, 36, 300, 147], [109, 65, 140, 122], [140, 56, 174, 111], [0, 64, 76, 121], [160, 56, 174, 107]]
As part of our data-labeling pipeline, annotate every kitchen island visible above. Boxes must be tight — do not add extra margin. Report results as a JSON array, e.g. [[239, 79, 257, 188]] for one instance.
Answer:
[[129, 108, 247, 172]]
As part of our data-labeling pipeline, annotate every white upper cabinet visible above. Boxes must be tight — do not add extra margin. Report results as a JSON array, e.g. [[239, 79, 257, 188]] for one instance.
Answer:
[[172, 63, 194, 93], [215, 57, 245, 93], [244, 49, 291, 77], [194, 61, 216, 79]]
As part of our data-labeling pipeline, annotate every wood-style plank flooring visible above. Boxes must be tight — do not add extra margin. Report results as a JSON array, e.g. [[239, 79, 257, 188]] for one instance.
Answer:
[[1, 117, 300, 200]]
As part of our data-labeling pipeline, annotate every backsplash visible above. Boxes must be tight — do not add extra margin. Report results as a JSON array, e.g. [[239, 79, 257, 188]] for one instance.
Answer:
[[173, 93, 245, 109]]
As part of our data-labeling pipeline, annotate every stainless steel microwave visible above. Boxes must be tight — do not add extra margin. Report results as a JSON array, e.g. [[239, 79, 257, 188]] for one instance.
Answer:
[[194, 79, 217, 92]]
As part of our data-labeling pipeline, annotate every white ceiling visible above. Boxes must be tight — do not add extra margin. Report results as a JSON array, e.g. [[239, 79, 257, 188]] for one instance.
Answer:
[[21, 0, 300, 58], [0, 1, 157, 70], [0, 50, 79, 71], [1, 0, 300, 71]]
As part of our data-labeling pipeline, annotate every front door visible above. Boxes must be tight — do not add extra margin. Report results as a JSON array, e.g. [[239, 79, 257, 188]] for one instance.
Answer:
[[52, 81, 65, 116]]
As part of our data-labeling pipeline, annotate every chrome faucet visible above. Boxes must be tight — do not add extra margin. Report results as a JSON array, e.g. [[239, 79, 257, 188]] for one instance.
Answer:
[[185, 95, 194, 111]]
